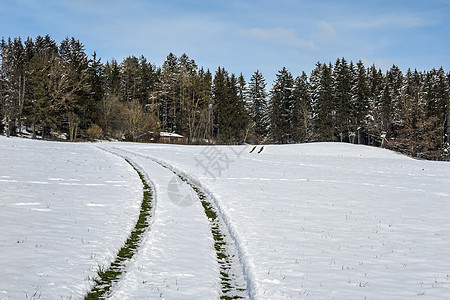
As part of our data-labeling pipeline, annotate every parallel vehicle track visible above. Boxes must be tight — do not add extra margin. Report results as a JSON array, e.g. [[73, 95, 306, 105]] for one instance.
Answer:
[[85, 158, 154, 299], [109, 147, 250, 299]]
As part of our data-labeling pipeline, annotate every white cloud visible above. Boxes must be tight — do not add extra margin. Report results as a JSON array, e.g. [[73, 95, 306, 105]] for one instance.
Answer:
[[239, 27, 316, 49], [349, 12, 432, 29], [315, 21, 338, 41]]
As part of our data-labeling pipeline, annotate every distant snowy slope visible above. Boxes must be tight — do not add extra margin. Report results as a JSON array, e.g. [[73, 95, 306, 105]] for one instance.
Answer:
[[105, 142, 450, 299], [1, 138, 449, 299]]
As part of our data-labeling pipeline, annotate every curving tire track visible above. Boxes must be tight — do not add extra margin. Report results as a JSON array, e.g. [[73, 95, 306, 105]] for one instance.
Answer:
[[155, 160, 248, 299], [85, 151, 155, 299], [108, 146, 253, 300]]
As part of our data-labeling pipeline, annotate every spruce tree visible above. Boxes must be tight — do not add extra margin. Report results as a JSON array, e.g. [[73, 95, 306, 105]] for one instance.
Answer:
[[270, 67, 295, 144], [392, 68, 424, 156], [387, 65, 404, 128], [2, 37, 27, 135], [0, 38, 5, 133], [176, 53, 198, 136], [233, 73, 250, 143], [447, 72, 450, 146], [351, 60, 370, 144], [379, 76, 393, 146], [21, 36, 58, 138], [212, 68, 249, 144], [103, 59, 121, 97], [292, 71, 312, 142], [421, 68, 449, 157], [191, 68, 214, 142], [120, 56, 141, 102], [367, 64, 384, 145], [159, 53, 180, 132], [311, 63, 334, 141], [24, 54, 54, 138], [213, 67, 230, 141], [247, 70, 269, 141], [139, 55, 156, 103], [34, 35, 58, 57], [333, 58, 353, 142], [425, 68, 448, 123], [87, 51, 104, 127], [55, 37, 90, 140]]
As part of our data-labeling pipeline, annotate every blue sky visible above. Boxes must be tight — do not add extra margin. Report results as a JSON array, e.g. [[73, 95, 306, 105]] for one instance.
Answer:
[[1, 0, 449, 84]]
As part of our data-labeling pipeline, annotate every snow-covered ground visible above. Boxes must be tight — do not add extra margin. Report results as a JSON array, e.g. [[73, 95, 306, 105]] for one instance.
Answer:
[[1, 136, 450, 299], [102, 148, 220, 299], [0, 137, 142, 299]]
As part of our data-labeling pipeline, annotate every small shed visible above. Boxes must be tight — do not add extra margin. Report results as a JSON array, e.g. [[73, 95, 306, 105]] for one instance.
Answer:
[[159, 132, 187, 144]]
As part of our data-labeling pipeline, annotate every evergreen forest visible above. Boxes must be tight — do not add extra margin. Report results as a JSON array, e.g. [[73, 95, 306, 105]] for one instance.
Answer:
[[1, 35, 449, 160]]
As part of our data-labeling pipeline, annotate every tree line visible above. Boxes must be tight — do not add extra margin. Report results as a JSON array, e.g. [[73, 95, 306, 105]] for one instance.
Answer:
[[1, 35, 449, 160]]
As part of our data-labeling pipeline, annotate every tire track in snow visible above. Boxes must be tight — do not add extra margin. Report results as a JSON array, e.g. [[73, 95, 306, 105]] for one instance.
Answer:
[[156, 162, 247, 299], [85, 148, 155, 299], [110, 146, 256, 300]]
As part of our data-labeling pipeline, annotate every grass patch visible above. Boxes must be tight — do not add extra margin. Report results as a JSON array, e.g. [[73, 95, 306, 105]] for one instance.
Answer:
[[156, 162, 246, 299], [199, 198, 245, 299], [84, 159, 153, 299]]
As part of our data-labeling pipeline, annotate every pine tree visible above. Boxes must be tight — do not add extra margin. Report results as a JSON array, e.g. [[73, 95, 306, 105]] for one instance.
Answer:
[[186, 67, 212, 143], [247, 70, 269, 142], [425, 68, 448, 123], [371, 65, 403, 147], [176, 53, 198, 136], [391, 68, 424, 156], [87, 51, 104, 126], [12, 38, 27, 133], [103, 59, 121, 97], [21, 36, 59, 138], [120, 56, 142, 102], [34, 35, 58, 57], [0, 38, 5, 133], [235, 73, 250, 143], [100, 59, 121, 136], [213, 67, 230, 141], [311, 63, 335, 141], [270, 67, 295, 143], [367, 64, 384, 145], [139, 55, 156, 103], [178, 53, 197, 75], [333, 58, 353, 142], [158, 53, 180, 132], [292, 71, 312, 142], [24, 54, 54, 138], [379, 77, 392, 147], [212, 68, 249, 144], [189, 68, 213, 143], [2, 37, 27, 135], [421, 68, 449, 157], [387, 65, 404, 128], [51, 37, 90, 140], [447, 72, 450, 147], [351, 60, 370, 144]]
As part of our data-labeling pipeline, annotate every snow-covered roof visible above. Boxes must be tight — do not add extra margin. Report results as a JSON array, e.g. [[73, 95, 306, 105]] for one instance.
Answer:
[[159, 132, 184, 138]]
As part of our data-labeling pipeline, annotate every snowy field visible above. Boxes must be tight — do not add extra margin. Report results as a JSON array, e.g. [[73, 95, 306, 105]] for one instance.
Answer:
[[1, 136, 450, 299]]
